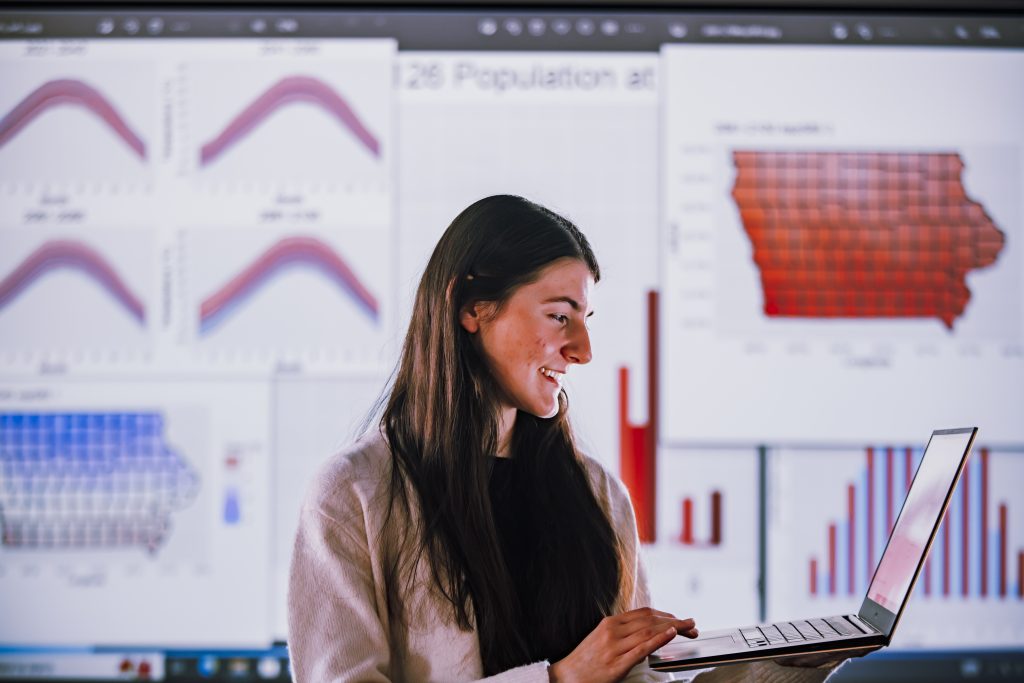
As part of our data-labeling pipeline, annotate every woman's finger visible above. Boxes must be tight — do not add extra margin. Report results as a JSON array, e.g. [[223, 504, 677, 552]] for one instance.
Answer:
[[619, 625, 679, 669], [612, 618, 694, 656], [617, 607, 674, 625]]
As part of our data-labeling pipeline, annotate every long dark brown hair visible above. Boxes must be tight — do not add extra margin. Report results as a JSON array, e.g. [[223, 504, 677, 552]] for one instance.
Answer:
[[378, 195, 626, 673]]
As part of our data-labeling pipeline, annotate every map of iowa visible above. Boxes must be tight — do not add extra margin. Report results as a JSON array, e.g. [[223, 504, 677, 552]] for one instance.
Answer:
[[731, 151, 1006, 329]]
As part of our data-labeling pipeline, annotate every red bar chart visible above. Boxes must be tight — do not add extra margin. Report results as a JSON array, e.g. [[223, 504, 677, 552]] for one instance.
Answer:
[[618, 290, 658, 543], [806, 446, 1023, 601], [769, 445, 1024, 647], [679, 490, 723, 547], [648, 446, 760, 630]]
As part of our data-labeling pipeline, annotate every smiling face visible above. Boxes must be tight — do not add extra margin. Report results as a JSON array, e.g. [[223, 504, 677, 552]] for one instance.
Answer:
[[460, 257, 595, 431]]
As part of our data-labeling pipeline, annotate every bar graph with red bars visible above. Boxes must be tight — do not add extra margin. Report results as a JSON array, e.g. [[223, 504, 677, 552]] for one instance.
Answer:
[[679, 490, 724, 547], [808, 446, 1023, 601], [618, 290, 658, 543]]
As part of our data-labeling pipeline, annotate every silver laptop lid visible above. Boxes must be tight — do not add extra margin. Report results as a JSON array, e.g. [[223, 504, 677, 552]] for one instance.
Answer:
[[858, 427, 977, 637]]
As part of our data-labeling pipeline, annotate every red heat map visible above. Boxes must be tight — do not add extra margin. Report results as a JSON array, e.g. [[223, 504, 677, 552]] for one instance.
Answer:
[[731, 151, 1005, 329]]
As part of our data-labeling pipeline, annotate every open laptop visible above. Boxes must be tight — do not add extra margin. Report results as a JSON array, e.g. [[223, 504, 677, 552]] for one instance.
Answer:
[[648, 427, 978, 672]]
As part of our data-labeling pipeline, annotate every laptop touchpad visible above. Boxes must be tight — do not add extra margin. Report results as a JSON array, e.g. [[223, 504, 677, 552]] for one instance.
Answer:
[[657, 634, 738, 658]]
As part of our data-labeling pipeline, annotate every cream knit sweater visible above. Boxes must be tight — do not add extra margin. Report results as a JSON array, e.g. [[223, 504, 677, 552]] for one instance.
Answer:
[[288, 431, 840, 683]]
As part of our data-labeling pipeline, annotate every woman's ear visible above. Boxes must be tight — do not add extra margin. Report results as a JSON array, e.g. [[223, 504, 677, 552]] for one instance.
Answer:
[[459, 302, 481, 334]]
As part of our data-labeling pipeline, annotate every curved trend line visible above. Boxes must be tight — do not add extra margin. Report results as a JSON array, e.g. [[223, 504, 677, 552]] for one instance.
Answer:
[[0, 240, 146, 324], [199, 235, 379, 334], [0, 79, 147, 159], [199, 75, 381, 167]]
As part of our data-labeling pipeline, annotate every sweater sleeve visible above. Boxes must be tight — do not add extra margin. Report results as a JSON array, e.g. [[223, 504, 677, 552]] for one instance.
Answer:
[[287, 448, 553, 683], [288, 488, 394, 683]]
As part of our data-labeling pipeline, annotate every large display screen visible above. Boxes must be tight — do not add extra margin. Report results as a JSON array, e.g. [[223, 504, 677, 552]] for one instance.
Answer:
[[0, 6, 1022, 681]]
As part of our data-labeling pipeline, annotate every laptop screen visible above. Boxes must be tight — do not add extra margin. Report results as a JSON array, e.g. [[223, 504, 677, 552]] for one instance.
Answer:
[[866, 429, 975, 613]]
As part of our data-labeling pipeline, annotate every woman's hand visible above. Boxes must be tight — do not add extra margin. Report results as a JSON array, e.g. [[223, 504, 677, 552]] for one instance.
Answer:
[[548, 607, 698, 683]]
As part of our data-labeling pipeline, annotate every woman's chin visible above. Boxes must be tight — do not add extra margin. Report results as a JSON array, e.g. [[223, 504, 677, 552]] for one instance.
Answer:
[[517, 394, 561, 420], [536, 401, 560, 419]]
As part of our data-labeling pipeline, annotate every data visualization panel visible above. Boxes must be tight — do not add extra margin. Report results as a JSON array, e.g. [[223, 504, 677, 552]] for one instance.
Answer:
[[180, 227, 394, 372], [180, 43, 391, 189], [0, 231, 154, 361], [645, 447, 760, 630], [767, 445, 1024, 648], [0, 380, 273, 647], [0, 57, 155, 186], [660, 46, 1024, 445]]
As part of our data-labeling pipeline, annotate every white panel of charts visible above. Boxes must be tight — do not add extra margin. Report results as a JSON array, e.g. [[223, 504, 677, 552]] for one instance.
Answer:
[[660, 45, 1024, 445], [397, 52, 659, 478], [767, 445, 1024, 648], [0, 380, 273, 647], [0, 38, 395, 376], [644, 447, 760, 631]]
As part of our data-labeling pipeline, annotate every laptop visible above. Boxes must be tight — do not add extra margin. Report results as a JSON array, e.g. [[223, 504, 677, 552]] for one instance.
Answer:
[[648, 427, 978, 672]]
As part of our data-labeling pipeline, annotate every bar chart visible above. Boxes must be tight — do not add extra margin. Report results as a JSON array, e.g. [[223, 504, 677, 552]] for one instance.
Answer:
[[647, 446, 760, 630], [769, 444, 1024, 647], [678, 490, 723, 548], [804, 446, 1022, 602], [618, 291, 658, 543]]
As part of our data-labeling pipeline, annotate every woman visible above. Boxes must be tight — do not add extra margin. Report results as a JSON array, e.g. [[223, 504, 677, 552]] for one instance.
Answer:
[[288, 196, 853, 682]]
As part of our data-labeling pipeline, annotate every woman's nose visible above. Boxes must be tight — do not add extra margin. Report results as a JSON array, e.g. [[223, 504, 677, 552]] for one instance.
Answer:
[[564, 323, 592, 365]]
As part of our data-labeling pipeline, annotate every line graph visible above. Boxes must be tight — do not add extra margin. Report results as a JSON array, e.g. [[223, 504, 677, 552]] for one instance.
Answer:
[[199, 75, 380, 168], [0, 239, 145, 325], [180, 224, 392, 367], [198, 235, 379, 335], [0, 412, 200, 553], [180, 48, 393, 188], [0, 79, 146, 160]]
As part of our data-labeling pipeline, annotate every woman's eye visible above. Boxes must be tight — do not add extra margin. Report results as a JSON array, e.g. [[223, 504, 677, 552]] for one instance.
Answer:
[[551, 314, 568, 324]]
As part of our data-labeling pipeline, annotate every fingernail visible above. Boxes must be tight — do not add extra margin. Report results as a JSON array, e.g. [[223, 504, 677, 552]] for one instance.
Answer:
[[665, 627, 676, 636]]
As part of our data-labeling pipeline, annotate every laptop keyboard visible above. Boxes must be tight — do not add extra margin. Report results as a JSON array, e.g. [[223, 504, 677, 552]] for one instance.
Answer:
[[741, 616, 862, 647]]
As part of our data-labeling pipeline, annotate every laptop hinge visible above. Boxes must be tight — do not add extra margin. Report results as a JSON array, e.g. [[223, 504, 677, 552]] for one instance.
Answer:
[[849, 613, 881, 634]]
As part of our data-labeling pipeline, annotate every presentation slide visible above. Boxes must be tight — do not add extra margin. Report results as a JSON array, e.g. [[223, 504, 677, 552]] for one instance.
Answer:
[[1, 22, 1021, 667], [660, 45, 1024, 445]]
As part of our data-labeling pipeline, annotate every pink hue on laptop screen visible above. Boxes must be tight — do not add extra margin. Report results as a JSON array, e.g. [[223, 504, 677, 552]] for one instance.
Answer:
[[867, 432, 971, 612]]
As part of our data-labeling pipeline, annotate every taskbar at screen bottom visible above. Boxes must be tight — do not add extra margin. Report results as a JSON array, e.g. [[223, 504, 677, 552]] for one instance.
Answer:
[[2, 648, 1024, 682], [0, 647, 290, 682]]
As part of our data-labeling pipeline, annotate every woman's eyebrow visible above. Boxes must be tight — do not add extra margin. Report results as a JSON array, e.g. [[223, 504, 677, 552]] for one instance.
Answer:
[[542, 296, 594, 317]]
